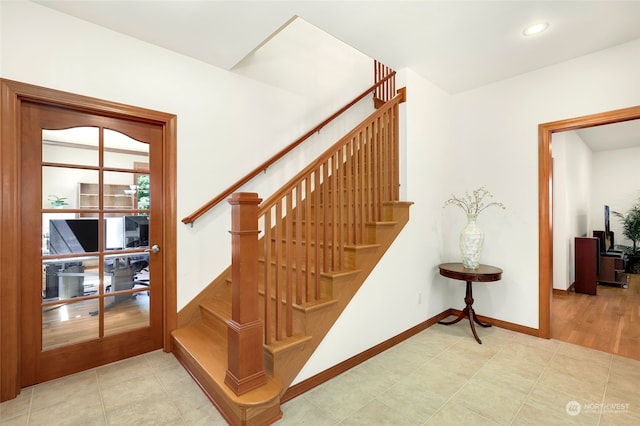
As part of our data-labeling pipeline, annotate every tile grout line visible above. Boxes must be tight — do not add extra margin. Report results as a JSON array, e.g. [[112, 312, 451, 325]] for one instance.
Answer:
[[25, 387, 34, 425], [596, 354, 614, 426], [508, 340, 561, 425], [94, 369, 109, 425], [421, 332, 502, 424], [146, 352, 188, 424]]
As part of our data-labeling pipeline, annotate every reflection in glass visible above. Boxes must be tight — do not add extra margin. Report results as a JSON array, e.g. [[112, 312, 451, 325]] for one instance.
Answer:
[[42, 299, 99, 350], [103, 252, 150, 336], [103, 171, 137, 212], [104, 289, 150, 336], [103, 253, 149, 297], [43, 167, 98, 210], [136, 174, 150, 210], [42, 257, 100, 302], [45, 216, 99, 256], [42, 127, 99, 167], [103, 129, 149, 170]]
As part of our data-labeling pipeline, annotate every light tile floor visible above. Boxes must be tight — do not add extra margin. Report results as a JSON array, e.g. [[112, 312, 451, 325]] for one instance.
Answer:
[[2, 321, 639, 425]]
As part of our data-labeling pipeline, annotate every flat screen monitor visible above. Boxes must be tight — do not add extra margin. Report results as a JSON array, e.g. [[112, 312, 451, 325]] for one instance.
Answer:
[[105, 217, 124, 250], [49, 219, 99, 254], [124, 215, 149, 247]]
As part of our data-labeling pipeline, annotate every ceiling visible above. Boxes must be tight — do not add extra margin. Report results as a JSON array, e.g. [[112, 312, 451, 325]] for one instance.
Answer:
[[33, 0, 640, 150], [577, 120, 640, 153]]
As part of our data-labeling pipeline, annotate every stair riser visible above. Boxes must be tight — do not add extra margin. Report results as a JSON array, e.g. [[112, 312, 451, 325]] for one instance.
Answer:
[[200, 306, 229, 337], [261, 240, 347, 272], [256, 265, 334, 301]]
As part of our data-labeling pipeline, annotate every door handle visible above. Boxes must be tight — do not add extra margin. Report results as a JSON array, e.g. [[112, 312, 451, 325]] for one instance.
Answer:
[[145, 244, 161, 253]]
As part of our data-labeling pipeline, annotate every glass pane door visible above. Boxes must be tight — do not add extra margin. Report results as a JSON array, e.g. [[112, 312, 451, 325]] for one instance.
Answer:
[[41, 126, 151, 350]]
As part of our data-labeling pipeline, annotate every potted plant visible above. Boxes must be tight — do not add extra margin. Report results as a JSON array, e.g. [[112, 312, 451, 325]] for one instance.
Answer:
[[612, 203, 640, 273], [48, 195, 69, 208]]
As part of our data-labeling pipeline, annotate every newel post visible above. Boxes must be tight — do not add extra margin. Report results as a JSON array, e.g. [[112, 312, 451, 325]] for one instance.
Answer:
[[224, 192, 267, 395]]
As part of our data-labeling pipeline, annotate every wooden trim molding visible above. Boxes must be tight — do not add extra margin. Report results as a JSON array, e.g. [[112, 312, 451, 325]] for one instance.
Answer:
[[0, 79, 22, 401], [0, 79, 177, 401], [281, 311, 450, 403], [538, 105, 640, 339], [282, 308, 539, 402]]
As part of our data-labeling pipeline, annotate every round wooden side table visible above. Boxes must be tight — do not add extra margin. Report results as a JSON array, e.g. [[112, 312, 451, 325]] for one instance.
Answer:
[[438, 262, 503, 344]]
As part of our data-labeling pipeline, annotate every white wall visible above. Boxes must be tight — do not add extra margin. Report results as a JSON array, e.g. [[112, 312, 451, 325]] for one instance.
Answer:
[[295, 68, 454, 383], [450, 37, 640, 328], [592, 147, 640, 249], [552, 131, 593, 290], [0, 1, 373, 310]]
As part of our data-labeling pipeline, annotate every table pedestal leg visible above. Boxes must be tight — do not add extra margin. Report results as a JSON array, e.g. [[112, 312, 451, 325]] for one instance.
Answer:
[[438, 281, 491, 344]]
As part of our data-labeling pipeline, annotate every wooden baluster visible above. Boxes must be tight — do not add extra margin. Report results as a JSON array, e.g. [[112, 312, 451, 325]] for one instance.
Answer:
[[305, 177, 312, 302], [387, 107, 393, 200], [314, 171, 321, 299], [322, 162, 329, 273], [274, 201, 283, 340], [285, 193, 293, 336], [358, 131, 366, 243], [346, 139, 354, 245], [393, 103, 400, 199], [336, 148, 344, 270], [225, 192, 266, 396], [374, 117, 380, 220], [263, 210, 272, 344], [365, 122, 373, 222], [295, 183, 302, 305], [353, 134, 360, 244], [331, 154, 338, 271], [382, 110, 390, 202]]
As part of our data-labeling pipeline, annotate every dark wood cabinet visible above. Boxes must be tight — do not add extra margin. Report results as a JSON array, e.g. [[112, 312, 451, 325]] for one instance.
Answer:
[[575, 237, 599, 295], [575, 237, 627, 295]]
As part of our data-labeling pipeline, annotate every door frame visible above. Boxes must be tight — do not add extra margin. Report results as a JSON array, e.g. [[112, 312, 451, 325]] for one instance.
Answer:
[[0, 79, 177, 401], [538, 105, 640, 339]]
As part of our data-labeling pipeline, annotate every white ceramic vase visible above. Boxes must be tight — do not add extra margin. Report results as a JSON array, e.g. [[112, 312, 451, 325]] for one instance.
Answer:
[[459, 214, 484, 269]]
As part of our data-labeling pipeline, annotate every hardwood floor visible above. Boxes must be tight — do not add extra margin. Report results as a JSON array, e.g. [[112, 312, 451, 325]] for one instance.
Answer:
[[42, 291, 150, 350], [552, 273, 640, 361]]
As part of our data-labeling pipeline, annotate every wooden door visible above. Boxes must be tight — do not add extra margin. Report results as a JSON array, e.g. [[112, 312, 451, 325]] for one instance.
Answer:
[[20, 101, 164, 386]]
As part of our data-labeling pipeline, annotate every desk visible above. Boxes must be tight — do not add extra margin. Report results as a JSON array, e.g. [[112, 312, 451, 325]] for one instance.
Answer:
[[438, 262, 503, 344]]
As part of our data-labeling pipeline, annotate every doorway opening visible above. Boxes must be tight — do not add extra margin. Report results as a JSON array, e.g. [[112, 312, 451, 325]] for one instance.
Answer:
[[537, 105, 640, 340]]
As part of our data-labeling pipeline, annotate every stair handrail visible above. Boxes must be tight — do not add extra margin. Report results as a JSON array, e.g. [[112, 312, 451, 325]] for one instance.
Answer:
[[257, 90, 405, 216], [256, 89, 405, 344], [181, 71, 396, 225], [226, 87, 405, 397]]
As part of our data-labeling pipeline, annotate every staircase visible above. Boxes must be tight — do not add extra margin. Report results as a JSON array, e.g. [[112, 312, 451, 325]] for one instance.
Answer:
[[172, 76, 409, 425]]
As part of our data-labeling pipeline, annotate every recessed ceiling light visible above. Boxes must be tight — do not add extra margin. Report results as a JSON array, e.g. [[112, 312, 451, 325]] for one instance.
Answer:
[[522, 22, 549, 37]]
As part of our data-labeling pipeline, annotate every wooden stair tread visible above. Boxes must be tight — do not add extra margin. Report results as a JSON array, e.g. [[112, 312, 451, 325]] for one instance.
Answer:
[[294, 297, 339, 313], [367, 221, 398, 226], [264, 334, 313, 355], [320, 269, 361, 279], [344, 243, 381, 251], [172, 324, 282, 406]]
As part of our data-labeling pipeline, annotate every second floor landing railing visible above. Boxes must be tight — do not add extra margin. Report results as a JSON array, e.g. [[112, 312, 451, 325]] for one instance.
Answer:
[[182, 61, 397, 226]]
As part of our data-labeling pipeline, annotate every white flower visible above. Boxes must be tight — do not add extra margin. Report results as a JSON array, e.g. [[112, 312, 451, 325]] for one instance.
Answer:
[[443, 186, 506, 216]]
